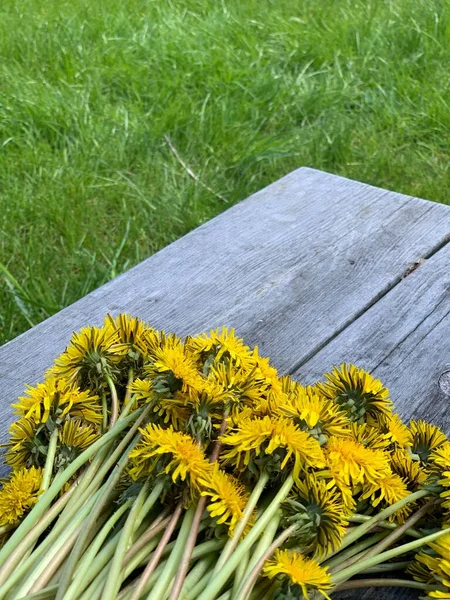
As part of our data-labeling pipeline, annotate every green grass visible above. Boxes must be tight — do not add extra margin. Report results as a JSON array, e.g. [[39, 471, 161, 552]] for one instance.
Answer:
[[2, 0, 450, 344]]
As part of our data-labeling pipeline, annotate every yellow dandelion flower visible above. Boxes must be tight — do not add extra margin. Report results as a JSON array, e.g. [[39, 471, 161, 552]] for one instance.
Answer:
[[200, 467, 249, 536], [360, 472, 411, 523], [410, 420, 447, 466], [186, 328, 253, 369], [145, 336, 206, 396], [325, 437, 390, 487], [4, 417, 41, 469], [12, 377, 102, 426], [153, 398, 191, 430], [430, 442, 450, 473], [390, 449, 427, 491], [264, 549, 332, 600], [104, 313, 156, 364], [407, 557, 436, 585], [249, 392, 284, 418], [128, 424, 211, 488], [48, 323, 125, 386], [0, 467, 43, 527], [284, 473, 349, 558], [415, 533, 450, 599], [321, 462, 356, 513], [317, 364, 392, 424], [385, 413, 413, 448], [56, 419, 99, 469], [105, 313, 149, 346], [220, 416, 325, 481], [280, 386, 350, 445], [206, 362, 265, 411], [253, 352, 284, 397], [350, 422, 390, 451], [129, 379, 154, 404]]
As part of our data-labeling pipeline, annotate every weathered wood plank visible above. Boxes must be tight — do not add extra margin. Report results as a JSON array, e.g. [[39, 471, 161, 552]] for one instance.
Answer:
[[1, 168, 449, 599], [294, 240, 450, 433], [1, 167, 450, 450]]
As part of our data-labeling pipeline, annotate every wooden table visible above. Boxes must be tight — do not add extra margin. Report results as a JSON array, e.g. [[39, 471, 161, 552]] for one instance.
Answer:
[[1, 167, 450, 599]]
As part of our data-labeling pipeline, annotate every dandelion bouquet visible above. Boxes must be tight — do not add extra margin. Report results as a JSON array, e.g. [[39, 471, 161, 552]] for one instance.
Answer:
[[0, 314, 449, 600]]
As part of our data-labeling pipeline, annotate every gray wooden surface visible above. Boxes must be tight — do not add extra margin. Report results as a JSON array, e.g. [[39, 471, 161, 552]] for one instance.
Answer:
[[1, 167, 450, 599]]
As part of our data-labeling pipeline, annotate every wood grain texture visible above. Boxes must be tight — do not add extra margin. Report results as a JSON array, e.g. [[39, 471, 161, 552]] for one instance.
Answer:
[[1, 168, 450, 443], [295, 240, 450, 434], [1, 167, 450, 599]]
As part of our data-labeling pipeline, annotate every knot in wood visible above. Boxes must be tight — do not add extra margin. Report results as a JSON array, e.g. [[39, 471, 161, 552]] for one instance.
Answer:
[[438, 370, 450, 396]]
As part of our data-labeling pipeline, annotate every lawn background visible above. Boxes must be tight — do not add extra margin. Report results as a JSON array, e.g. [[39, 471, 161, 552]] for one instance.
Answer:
[[1, 0, 450, 344]]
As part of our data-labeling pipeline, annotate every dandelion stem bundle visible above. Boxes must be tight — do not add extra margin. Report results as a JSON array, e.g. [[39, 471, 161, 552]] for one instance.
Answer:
[[0, 313, 449, 600]]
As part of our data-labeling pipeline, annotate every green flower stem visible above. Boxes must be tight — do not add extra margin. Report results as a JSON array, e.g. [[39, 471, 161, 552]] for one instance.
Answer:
[[86, 403, 152, 492], [106, 524, 200, 596], [235, 523, 297, 600], [167, 412, 229, 600], [66, 403, 151, 521], [102, 394, 108, 431], [101, 482, 150, 600], [184, 569, 215, 600], [11, 427, 144, 599], [56, 445, 112, 524], [258, 580, 280, 600], [243, 511, 281, 576], [134, 480, 166, 533], [78, 536, 164, 600], [119, 540, 224, 600], [124, 514, 172, 564], [41, 428, 59, 493], [231, 552, 249, 599], [0, 409, 142, 568], [61, 499, 133, 600], [232, 511, 281, 600], [56, 402, 152, 591], [127, 502, 184, 600], [117, 556, 169, 600], [77, 530, 163, 600], [14, 520, 84, 598], [361, 561, 410, 574], [335, 579, 437, 592], [197, 474, 295, 600], [361, 498, 436, 561], [167, 497, 206, 600], [147, 504, 196, 600], [0, 483, 77, 587], [78, 575, 106, 600], [214, 471, 270, 574], [116, 541, 178, 600], [335, 488, 429, 555], [76, 528, 215, 600], [180, 556, 215, 597], [125, 367, 134, 406], [349, 514, 422, 539], [55, 433, 142, 600], [9, 496, 103, 599], [216, 592, 231, 600], [18, 586, 58, 600], [332, 527, 450, 585], [105, 374, 119, 428], [324, 532, 389, 570], [0, 488, 102, 600], [118, 397, 139, 421]]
